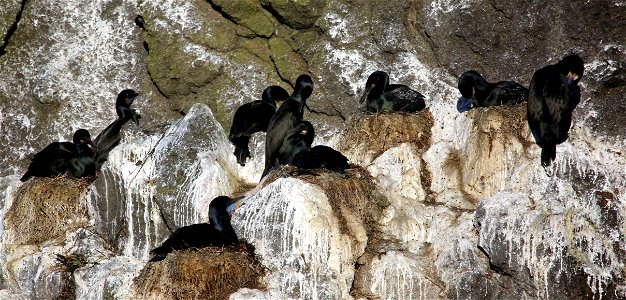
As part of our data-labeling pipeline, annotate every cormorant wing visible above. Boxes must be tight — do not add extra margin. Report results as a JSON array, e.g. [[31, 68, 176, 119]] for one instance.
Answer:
[[229, 100, 276, 139], [31, 142, 75, 162]]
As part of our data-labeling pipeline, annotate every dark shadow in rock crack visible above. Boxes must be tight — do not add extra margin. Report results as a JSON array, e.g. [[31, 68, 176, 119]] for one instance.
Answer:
[[0, 0, 28, 57]]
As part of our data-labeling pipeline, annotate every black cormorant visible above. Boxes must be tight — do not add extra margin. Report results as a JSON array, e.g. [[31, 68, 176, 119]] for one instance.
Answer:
[[281, 121, 350, 174], [21, 129, 96, 182], [277, 120, 314, 165], [359, 71, 426, 113], [527, 54, 584, 167], [115, 89, 140, 123], [262, 75, 314, 178], [149, 196, 238, 262], [457, 70, 528, 112], [229, 86, 289, 166], [93, 89, 140, 168]]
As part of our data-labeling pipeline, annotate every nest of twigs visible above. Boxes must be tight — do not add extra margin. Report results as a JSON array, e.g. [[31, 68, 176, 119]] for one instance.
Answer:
[[338, 110, 434, 162], [5, 175, 94, 244], [132, 243, 265, 300]]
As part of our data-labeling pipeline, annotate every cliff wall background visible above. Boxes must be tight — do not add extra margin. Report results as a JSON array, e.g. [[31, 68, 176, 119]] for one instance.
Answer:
[[0, 0, 624, 299]]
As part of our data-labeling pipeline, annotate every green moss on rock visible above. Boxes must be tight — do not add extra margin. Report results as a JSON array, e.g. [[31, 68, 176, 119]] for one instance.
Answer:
[[261, 0, 327, 29], [201, 48, 283, 128], [210, 0, 275, 37], [240, 37, 273, 63], [0, 0, 21, 38], [240, 11, 275, 37], [145, 31, 223, 97], [268, 36, 308, 85]]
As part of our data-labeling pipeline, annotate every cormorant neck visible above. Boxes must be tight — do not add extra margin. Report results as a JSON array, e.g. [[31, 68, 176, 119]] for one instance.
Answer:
[[115, 105, 124, 118], [75, 143, 93, 156], [209, 208, 231, 232]]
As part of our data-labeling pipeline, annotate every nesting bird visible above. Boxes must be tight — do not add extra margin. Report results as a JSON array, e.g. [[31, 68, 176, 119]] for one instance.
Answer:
[[262, 75, 314, 178], [359, 71, 426, 113], [277, 120, 315, 165], [527, 54, 585, 167], [93, 89, 140, 169], [21, 129, 96, 182], [277, 120, 350, 175], [456, 70, 528, 112], [149, 196, 238, 262], [229, 86, 290, 166]]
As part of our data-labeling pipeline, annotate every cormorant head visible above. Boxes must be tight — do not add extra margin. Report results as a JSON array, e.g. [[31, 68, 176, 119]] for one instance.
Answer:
[[73, 129, 96, 148], [294, 120, 315, 147], [116, 89, 140, 108], [558, 55, 584, 84], [262, 85, 290, 107], [458, 70, 482, 98], [359, 71, 389, 103], [209, 196, 236, 228], [293, 75, 314, 102], [282, 121, 314, 164]]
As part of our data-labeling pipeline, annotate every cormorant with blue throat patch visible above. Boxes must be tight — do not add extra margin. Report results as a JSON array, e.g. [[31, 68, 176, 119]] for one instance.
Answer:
[[93, 89, 140, 169], [229, 86, 289, 166], [281, 121, 350, 175], [527, 54, 584, 167], [359, 71, 426, 113], [262, 75, 314, 179], [149, 196, 238, 262], [21, 129, 96, 182], [456, 70, 528, 112]]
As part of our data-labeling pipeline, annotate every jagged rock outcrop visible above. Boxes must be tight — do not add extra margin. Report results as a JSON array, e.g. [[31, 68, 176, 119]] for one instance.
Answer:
[[86, 103, 242, 259], [233, 168, 387, 299], [0, 0, 624, 299]]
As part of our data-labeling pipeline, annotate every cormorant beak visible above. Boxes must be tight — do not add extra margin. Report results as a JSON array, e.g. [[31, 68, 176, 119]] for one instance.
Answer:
[[226, 198, 238, 216], [567, 72, 579, 84], [276, 99, 286, 107], [300, 129, 308, 135], [359, 84, 375, 104], [82, 139, 98, 149], [126, 91, 139, 105]]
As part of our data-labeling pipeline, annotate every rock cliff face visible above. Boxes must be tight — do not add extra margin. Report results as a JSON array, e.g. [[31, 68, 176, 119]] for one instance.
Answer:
[[1, 0, 624, 299]]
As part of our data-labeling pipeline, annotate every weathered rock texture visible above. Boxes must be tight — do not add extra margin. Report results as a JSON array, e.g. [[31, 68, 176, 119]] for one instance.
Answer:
[[0, 0, 624, 299]]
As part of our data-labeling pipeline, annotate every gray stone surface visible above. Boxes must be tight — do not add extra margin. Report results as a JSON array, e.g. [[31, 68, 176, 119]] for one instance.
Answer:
[[0, 0, 624, 299]]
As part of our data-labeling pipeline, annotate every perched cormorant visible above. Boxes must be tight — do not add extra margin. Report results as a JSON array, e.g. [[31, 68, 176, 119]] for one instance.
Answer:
[[359, 71, 426, 113], [262, 75, 314, 178], [93, 89, 140, 168], [149, 196, 238, 262], [527, 54, 584, 167], [115, 89, 140, 123], [229, 86, 290, 166], [282, 121, 350, 174], [457, 70, 528, 112], [21, 129, 96, 182]]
